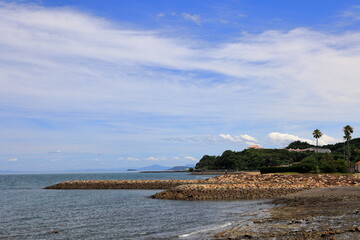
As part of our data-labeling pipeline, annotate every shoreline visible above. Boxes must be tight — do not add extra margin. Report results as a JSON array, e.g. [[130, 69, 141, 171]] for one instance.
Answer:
[[43, 173, 360, 239], [45, 173, 360, 201], [214, 186, 360, 240]]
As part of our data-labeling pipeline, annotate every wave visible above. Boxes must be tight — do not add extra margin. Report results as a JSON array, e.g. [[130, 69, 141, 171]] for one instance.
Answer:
[[178, 222, 232, 238]]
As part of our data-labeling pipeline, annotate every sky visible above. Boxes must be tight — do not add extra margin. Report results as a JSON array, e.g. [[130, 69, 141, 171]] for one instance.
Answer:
[[1, 0, 360, 171]]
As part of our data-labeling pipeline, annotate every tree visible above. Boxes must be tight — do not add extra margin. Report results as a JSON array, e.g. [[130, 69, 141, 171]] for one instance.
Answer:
[[343, 125, 354, 172], [319, 154, 347, 173], [300, 155, 318, 173], [312, 129, 323, 155], [312, 129, 323, 148]]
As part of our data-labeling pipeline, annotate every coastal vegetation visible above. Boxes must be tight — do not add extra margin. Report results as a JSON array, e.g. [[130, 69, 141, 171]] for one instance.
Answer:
[[312, 129, 323, 149], [195, 135, 360, 174]]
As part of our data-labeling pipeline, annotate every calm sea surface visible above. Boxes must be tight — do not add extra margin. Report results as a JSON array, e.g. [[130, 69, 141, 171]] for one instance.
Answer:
[[0, 172, 272, 239]]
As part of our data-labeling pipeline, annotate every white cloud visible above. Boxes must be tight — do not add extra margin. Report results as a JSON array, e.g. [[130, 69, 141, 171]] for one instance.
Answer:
[[163, 134, 260, 147], [145, 156, 166, 161], [162, 136, 219, 143], [245, 141, 260, 147], [268, 132, 312, 146], [268, 132, 340, 147], [8, 158, 18, 162], [184, 156, 197, 161], [0, 2, 360, 165], [318, 135, 340, 146], [157, 12, 165, 18], [1, 3, 360, 125], [340, 5, 360, 22], [219, 134, 258, 146], [127, 157, 140, 161], [49, 150, 63, 154], [182, 12, 201, 25], [239, 134, 257, 142]]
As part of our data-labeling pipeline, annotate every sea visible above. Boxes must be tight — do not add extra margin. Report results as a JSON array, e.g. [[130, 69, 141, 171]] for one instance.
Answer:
[[0, 172, 273, 240]]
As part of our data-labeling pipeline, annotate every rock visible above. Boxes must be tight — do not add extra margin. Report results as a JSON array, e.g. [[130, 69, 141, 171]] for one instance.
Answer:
[[253, 219, 264, 224], [243, 234, 253, 238]]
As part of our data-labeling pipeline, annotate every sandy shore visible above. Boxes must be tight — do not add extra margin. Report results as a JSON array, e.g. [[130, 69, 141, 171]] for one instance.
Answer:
[[214, 186, 360, 240]]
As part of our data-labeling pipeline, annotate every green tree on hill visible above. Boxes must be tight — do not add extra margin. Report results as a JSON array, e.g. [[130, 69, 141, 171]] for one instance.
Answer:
[[312, 129, 323, 172], [312, 129, 323, 149], [195, 137, 360, 173], [286, 140, 313, 149], [343, 125, 354, 172]]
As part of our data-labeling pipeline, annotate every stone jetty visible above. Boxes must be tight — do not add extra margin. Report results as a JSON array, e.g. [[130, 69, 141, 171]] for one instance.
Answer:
[[45, 173, 360, 200], [151, 173, 360, 200], [151, 184, 307, 200], [45, 180, 201, 190]]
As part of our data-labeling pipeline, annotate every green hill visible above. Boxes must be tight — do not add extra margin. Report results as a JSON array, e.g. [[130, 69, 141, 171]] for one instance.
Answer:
[[195, 138, 360, 172]]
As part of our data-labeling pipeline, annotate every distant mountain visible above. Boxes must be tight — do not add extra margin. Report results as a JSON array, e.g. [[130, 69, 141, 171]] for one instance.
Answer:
[[1, 163, 197, 174], [136, 164, 169, 171], [55, 168, 127, 173]]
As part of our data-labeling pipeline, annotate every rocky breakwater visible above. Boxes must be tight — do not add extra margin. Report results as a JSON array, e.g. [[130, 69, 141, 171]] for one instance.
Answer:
[[151, 174, 360, 200], [45, 179, 201, 190], [151, 183, 306, 200]]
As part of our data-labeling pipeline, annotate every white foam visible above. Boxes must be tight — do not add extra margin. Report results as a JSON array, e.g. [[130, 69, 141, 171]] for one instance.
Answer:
[[179, 222, 232, 238]]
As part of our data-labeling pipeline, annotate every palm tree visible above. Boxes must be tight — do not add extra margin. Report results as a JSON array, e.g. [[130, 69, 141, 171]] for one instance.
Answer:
[[312, 129, 323, 173], [343, 125, 354, 172], [312, 129, 323, 150]]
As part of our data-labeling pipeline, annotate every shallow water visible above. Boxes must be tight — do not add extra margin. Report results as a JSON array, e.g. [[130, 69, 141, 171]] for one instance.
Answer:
[[0, 172, 272, 239]]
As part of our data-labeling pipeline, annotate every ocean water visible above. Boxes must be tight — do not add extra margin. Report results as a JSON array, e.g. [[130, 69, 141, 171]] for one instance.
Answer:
[[0, 172, 272, 240]]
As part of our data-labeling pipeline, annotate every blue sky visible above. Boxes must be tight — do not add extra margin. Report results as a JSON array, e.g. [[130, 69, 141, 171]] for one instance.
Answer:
[[1, 0, 360, 171]]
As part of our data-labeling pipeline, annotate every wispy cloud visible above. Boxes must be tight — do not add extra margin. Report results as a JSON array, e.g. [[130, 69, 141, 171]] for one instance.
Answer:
[[0, 2, 359, 170], [163, 134, 258, 146], [182, 12, 201, 25], [145, 156, 166, 161], [1, 3, 360, 124], [184, 156, 197, 161], [144, 155, 196, 163], [162, 135, 219, 143], [268, 132, 340, 147], [340, 5, 360, 23], [156, 12, 165, 18], [219, 134, 258, 146], [127, 157, 140, 161]]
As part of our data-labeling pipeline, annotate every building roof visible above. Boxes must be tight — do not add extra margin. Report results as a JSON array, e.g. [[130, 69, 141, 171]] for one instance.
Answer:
[[248, 145, 262, 149], [355, 161, 360, 166]]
